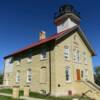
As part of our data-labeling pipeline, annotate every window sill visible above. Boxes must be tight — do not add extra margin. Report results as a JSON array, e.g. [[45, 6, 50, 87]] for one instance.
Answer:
[[65, 81, 72, 83], [40, 82, 47, 84], [40, 58, 48, 61], [64, 59, 70, 61], [16, 64, 20, 66], [26, 82, 31, 84], [27, 61, 32, 64], [16, 82, 20, 84]]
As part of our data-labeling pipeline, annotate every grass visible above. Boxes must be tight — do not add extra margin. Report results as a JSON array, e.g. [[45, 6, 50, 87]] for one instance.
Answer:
[[0, 88, 23, 96], [0, 95, 23, 100], [0, 88, 12, 94], [0, 88, 91, 100], [29, 92, 91, 100]]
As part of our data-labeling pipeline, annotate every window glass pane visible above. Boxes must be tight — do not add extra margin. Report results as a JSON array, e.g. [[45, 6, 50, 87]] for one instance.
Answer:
[[41, 49, 47, 59], [66, 67, 71, 81], [64, 46, 69, 60], [16, 70, 20, 83], [27, 69, 32, 82]]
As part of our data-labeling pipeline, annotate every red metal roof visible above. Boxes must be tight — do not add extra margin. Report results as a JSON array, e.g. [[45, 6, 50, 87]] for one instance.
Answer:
[[5, 26, 95, 58]]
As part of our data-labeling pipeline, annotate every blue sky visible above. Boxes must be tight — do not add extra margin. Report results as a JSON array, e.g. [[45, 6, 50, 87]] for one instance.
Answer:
[[0, 0, 100, 72]]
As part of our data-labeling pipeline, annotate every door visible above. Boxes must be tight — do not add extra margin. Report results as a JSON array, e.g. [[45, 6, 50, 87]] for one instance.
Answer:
[[76, 69, 81, 80]]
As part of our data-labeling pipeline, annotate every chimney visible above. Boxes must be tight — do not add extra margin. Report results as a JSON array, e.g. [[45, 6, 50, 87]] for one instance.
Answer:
[[39, 31, 46, 40]]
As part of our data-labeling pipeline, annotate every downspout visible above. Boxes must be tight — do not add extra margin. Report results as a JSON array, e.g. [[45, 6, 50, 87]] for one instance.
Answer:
[[48, 43, 52, 95]]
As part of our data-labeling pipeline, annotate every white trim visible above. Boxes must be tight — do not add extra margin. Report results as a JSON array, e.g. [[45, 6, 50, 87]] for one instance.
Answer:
[[16, 71, 20, 83], [27, 69, 32, 83], [65, 67, 71, 82]]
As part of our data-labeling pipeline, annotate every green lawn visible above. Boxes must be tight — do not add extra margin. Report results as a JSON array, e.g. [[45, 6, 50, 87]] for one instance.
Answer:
[[0, 95, 23, 100], [29, 92, 91, 100], [0, 88, 91, 100], [0, 88, 12, 94]]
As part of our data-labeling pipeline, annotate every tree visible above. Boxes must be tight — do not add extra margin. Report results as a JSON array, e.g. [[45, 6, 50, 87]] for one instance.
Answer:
[[94, 66, 100, 86]]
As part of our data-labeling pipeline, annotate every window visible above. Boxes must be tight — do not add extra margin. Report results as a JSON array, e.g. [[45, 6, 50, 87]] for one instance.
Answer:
[[40, 67, 47, 83], [83, 52, 88, 64], [74, 35, 77, 40], [8, 57, 13, 64], [73, 49, 81, 63], [64, 46, 70, 60], [77, 50, 81, 63], [40, 49, 47, 60], [27, 69, 32, 83], [73, 49, 77, 63], [16, 70, 20, 83], [81, 70, 84, 79], [16, 58, 21, 66], [66, 67, 71, 82], [84, 69, 88, 80], [27, 54, 32, 63]]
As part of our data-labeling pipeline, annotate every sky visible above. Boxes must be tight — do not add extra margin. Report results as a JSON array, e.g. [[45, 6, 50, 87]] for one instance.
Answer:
[[0, 0, 100, 72]]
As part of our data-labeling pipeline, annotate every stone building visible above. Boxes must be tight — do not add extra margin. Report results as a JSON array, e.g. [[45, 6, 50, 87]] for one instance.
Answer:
[[3, 4, 100, 99]]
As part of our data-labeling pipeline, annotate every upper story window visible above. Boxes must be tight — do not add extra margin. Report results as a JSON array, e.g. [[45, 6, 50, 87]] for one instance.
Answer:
[[16, 70, 20, 83], [64, 46, 70, 60], [27, 69, 32, 83], [74, 35, 77, 41], [73, 48, 81, 63], [83, 52, 88, 64], [73, 49, 77, 63], [66, 67, 71, 82], [8, 57, 13, 64], [77, 50, 81, 63], [16, 58, 21, 66], [40, 48, 47, 60], [27, 53, 32, 63]]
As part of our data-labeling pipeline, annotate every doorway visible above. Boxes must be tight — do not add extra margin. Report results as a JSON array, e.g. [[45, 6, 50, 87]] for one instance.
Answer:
[[76, 69, 81, 80]]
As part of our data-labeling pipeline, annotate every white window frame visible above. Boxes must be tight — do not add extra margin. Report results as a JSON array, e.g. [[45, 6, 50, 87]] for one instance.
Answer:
[[16, 58, 21, 66], [64, 46, 70, 60], [65, 67, 71, 82], [27, 69, 32, 83], [16, 70, 20, 83], [73, 48, 77, 63], [27, 54, 32, 63], [84, 69, 88, 80], [40, 48, 47, 60], [83, 52, 88, 65], [77, 50, 81, 63], [73, 48, 81, 63]]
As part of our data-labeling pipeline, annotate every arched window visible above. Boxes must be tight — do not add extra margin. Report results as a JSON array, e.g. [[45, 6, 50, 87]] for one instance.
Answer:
[[16, 70, 20, 83], [40, 67, 47, 83], [27, 69, 32, 83]]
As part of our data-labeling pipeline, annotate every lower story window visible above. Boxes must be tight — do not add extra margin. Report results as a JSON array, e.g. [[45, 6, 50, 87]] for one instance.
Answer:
[[66, 67, 71, 82], [27, 69, 32, 83], [16, 70, 20, 83], [81, 70, 84, 79], [84, 69, 88, 80]]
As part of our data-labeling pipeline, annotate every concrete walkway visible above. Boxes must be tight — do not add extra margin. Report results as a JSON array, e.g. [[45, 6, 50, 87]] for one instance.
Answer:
[[0, 93, 12, 97], [20, 96, 46, 100]]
